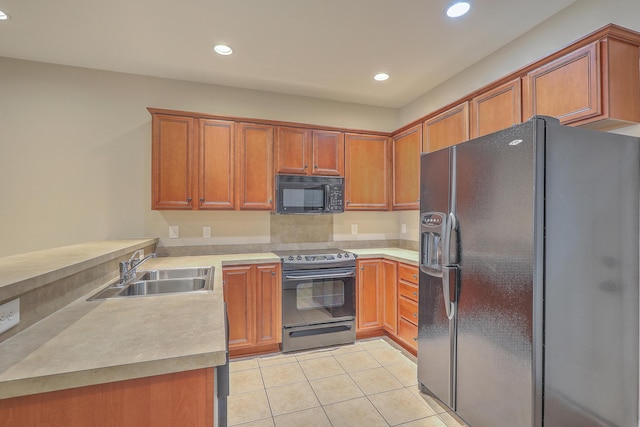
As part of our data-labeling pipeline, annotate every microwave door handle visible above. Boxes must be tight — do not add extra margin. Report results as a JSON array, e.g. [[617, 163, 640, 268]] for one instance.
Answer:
[[324, 184, 331, 212]]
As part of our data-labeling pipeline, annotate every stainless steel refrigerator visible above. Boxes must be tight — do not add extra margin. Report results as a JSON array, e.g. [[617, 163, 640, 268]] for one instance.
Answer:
[[418, 116, 639, 427]]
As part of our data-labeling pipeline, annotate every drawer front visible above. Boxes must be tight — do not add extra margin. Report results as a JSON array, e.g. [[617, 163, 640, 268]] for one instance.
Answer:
[[398, 281, 418, 302], [398, 263, 419, 285], [398, 317, 418, 350], [399, 297, 418, 326]]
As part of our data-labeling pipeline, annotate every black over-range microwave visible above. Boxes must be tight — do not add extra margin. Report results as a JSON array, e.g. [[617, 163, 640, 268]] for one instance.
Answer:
[[275, 175, 344, 214]]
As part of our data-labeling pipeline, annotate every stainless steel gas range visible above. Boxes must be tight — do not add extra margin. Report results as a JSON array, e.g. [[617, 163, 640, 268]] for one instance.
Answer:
[[274, 249, 357, 353]]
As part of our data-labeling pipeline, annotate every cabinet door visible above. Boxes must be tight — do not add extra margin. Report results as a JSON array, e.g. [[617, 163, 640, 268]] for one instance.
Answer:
[[357, 259, 383, 331], [237, 123, 275, 210], [198, 119, 235, 209], [392, 125, 421, 210], [470, 78, 522, 138], [151, 114, 194, 209], [345, 134, 390, 210], [381, 259, 398, 334], [275, 126, 310, 175], [223, 265, 254, 350], [254, 264, 282, 345], [423, 102, 469, 153], [312, 130, 344, 176], [522, 42, 599, 124]]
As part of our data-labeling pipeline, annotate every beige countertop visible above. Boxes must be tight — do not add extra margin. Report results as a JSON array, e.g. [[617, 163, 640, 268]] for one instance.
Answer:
[[0, 246, 416, 400]]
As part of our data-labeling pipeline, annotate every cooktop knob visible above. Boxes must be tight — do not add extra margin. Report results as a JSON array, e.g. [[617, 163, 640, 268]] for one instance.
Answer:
[[337, 253, 342, 258], [288, 256, 294, 261], [296, 255, 302, 260]]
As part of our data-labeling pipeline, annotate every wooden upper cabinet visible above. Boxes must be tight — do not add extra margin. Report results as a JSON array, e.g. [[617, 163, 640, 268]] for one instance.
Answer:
[[471, 78, 522, 138], [312, 130, 344, 176], [198, 119, 235, 209], [237, 123, 275, 210], [523, 37, 640, 129], [344, 133, 390, 210], [523, 42, 600, 124], [423, 102, 469, 153], [275, 127, 344, 176], [151, 114, 194, 209], [275, 126, 310, 175], [392, 125, 421, 210]]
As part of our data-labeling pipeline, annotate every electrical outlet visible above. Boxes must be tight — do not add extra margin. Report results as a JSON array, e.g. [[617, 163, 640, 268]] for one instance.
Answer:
[[0, 298, 20, 334], [169, 226, 179, 239], [401, 223, 407, 234], [351, 224, 358, 235], [203, 227, 212, 238]]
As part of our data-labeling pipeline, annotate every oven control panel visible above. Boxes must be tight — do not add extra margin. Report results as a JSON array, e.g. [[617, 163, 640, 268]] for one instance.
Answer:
[[279, 251, 357, 269]]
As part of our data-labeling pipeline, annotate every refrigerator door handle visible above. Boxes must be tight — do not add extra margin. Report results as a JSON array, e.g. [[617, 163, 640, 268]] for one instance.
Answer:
[[442, 265, 458, 320]]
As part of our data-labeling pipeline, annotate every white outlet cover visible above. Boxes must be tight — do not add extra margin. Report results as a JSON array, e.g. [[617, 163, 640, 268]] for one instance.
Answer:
[[351, 224, 358, 235], [203, 226, 212, 238], [0, 298, 20, 334], [401, 224, 407, 234], [169, 226, 179, 239]]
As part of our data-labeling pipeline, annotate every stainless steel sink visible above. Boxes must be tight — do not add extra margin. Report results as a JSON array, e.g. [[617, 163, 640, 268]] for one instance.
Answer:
[[88, 266, 213, 300], [138, 267, 211, 280], [118, 278, 207, 296]]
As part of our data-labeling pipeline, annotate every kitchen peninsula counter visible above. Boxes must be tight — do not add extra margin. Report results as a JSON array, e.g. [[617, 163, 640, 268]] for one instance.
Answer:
[[0, 250, 279, 400]]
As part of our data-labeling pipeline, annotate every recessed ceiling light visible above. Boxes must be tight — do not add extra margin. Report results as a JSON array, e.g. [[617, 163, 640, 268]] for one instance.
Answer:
[[446, 1, 471, 18], [0, 10, 10, 20], [374, 73, 390, 82], [214, 44, 233, 56]]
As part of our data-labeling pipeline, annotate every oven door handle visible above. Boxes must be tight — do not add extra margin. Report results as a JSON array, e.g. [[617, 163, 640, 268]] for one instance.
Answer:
[[284, 270, 356, 281]]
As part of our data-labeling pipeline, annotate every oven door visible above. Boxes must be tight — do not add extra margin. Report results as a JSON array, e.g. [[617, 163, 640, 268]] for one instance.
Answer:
[[282, 267, 356, 328]]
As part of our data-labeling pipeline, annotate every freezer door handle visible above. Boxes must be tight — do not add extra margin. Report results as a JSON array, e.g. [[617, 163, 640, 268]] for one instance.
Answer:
[[442, 265, 458, 320]]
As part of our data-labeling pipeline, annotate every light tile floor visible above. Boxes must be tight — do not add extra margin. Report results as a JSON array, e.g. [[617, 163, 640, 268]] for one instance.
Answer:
[[228, 337, 469, 427]]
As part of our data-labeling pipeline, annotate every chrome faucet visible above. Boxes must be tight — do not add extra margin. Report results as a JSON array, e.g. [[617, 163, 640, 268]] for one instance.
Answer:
[[118, 250, 157, 285]]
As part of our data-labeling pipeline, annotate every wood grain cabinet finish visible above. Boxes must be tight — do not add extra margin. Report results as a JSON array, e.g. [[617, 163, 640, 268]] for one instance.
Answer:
[[0, 369, 214, 427], [396, 263, 419, 351], [236, 123, 275, 210], [223, 263, 282, 357], [345, 134, 390, 210], [151, 114, 195, 209], [381, 259, 398, 335], [470, 78, 522, 138], [356, 259, 383, 332], [392, 124, 421, 210], [423, 102, 470, 153], [198, 119, 235, 209], [276, 127, 344, 176], [523, 38, 640, 128]]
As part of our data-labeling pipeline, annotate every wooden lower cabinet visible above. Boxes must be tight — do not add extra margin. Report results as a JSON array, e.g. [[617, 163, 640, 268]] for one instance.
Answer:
[[396, 263, 419, 351], [223, 263, 282, 357], [0, 369, 214, 427], [355, 259, 419, 354], [356, 259, 384, 334]]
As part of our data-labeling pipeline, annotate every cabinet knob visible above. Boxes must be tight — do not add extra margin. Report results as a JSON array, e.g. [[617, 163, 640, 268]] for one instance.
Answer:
[[200, 198, 204, 203], [314, 165, 318, 168], [413, 291, 417, 297], [304, 164, 308, 169], [187, 197, 192, 203], [268, 198, 273, 203], [413, 337, 417, 342], [413, 274, 417, 279], [413, 313, 417, 318]]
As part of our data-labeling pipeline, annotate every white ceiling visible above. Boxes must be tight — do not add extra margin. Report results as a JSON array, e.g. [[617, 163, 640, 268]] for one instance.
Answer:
[[0, 0, 576, 108]]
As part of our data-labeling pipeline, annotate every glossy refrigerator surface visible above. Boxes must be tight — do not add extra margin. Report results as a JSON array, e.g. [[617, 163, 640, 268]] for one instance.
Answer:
[[417, 117, 639, 427]]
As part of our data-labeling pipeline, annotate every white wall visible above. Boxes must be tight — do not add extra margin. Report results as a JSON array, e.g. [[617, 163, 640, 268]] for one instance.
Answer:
[[0, 58, 396, 256], [2, 0, 640, 256], [399, 0, 640, 139]]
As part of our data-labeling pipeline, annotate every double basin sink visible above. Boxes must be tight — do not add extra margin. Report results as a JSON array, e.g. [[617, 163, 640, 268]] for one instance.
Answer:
[[89, 267, 214, 300]]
